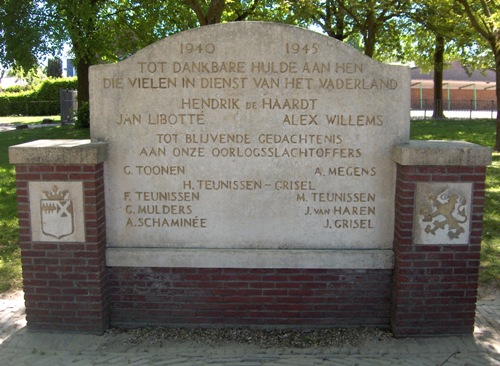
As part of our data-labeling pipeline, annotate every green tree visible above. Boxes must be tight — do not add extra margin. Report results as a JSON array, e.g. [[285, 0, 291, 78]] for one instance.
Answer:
[[1, 0, 198, 106], [46, 0, 107, 104], [0, 0, 64, 72], [103, 1, 197, 59], [288, 0, 411, 58], [404, 1, 472, 119], [288, 0, 350, 40], [181, 0, 299, 26], [339, 0, 411, 58], [182, 0, 226, 25], [456, 0, 500, 151]]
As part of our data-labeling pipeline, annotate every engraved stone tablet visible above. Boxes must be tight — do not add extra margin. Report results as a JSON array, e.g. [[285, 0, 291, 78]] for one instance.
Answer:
[[29, 181, 85, 242], [414, 183, 472, 245], [90, 22, 410, 251]]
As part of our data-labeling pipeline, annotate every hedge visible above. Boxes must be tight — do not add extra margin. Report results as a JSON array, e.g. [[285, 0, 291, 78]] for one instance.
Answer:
[[0, 77, 77, 116]]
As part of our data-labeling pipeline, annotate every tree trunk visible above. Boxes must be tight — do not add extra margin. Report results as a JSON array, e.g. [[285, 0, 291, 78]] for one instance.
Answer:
[[363, 5, 376, 58], [495, 50, 500, 152], [364, 31, 376, 58], [334, 8, 345, 41], [323, 0, 345, 41], [184, 0, 225, 26], [76, 58, 90, 106], [432, 35, 445, 119]]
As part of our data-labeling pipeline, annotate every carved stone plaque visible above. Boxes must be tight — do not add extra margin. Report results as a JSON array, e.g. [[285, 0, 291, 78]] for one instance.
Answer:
[[414, 183, 472, 245], [29, 181, 85, 242]]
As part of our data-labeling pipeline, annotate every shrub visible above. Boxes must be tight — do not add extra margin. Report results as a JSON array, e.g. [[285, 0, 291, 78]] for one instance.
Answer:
[[0, 77, 78, 116], [76, 102, 90, 128], [0, 91, 31, 116], [2, 84, 32, 93], [35, 77, 78, 101]]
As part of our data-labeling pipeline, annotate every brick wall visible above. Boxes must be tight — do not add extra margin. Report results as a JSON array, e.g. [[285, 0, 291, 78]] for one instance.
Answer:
[[109, 268, 392, 328], [391, 165, 486, 336], [11, 140, 490, 335], [16, 163, 109, 333]]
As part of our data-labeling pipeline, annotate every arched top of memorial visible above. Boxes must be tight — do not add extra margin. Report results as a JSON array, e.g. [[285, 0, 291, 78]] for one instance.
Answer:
[[92, 21, 406, 74]]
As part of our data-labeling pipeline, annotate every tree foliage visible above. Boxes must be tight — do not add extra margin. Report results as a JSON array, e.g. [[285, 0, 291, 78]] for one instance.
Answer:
[[182, 0, 226, 25], [1, 0, 499, 146], [0, 0, 64, 72], [1, 0, 199, 104], [339, 0, 411, 58], [286, 0, 350, 40], [287, 0, 411, 59], [181, 0, 303, 26], [456, 0, 500, 151]]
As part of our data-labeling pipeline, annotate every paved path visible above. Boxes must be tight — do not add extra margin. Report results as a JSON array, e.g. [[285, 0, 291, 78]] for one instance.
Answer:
[[0, 123, 17, 132], [0, 122, 68, 133], [0, 290, 498, 366]]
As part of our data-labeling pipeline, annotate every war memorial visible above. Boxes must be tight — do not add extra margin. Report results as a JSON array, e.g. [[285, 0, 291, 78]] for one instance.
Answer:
[[9, 22, 492, 336]]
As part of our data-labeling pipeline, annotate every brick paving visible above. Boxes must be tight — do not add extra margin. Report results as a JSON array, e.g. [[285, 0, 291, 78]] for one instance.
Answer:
[[0, 289, 498, 365]]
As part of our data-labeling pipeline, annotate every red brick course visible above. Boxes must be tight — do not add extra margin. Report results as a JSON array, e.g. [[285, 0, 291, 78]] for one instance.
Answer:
[[108, 268, 392, 328]]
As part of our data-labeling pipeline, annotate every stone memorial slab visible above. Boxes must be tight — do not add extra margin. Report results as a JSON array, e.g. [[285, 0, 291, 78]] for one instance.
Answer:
[[90, 22, 410, 257]]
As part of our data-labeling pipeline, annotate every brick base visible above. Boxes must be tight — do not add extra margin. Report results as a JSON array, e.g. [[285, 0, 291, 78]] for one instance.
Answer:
[[391, 165, 485, 336], [109, 268, 392, 328], [16, 164, 109, 333], [10, 139, 491, 335]]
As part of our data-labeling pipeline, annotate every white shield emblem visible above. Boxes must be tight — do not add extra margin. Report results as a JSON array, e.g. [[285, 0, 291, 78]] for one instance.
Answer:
[[40, 186, 74, 239]]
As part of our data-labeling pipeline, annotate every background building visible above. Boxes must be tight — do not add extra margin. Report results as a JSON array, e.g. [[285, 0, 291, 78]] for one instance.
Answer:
[[411, 61, 496, 112]]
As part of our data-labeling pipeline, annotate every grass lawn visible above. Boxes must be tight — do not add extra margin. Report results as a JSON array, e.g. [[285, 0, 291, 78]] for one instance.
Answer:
[[0, 119, 498, 292], [0, 115, 61, 125]]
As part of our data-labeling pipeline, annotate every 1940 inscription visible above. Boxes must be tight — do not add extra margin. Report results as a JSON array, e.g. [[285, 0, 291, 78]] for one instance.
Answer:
[[90, 22, 410, 250]]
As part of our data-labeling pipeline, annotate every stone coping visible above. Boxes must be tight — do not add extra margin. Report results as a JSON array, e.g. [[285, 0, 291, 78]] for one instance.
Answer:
[[393, 140, 492, 166], [9, 139, 108, 165], [106, 248, 394, 269]]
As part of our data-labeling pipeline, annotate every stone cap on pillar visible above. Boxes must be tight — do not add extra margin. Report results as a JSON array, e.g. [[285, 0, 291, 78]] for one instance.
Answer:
[[9, 139, 108, 165], [393, 140, 492, 166]]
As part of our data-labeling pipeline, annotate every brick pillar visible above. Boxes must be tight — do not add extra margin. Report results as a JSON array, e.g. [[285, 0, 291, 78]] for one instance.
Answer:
[[391, 141, 491, 337], [9, 140, 109, 333]]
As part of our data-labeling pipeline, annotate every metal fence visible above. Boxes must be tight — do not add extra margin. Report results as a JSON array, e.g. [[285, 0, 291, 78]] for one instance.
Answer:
[[411, 99, 497, 119]]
